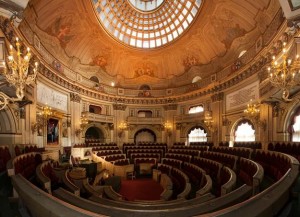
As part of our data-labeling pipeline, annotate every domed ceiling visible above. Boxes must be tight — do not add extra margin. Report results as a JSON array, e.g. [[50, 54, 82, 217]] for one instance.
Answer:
[[21, 0, 280, 89]]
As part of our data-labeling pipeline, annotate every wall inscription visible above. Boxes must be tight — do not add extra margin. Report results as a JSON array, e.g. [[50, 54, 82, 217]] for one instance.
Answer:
[[226, 81, 259, 111], [37, 82, 68, 112]]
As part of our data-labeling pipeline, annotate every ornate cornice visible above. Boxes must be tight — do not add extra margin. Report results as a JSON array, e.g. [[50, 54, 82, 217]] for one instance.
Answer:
[[164, 104, 178, 111], [70, 93, 81, 103], [211, 92, 224, 102], [113, 103, 127, 111]]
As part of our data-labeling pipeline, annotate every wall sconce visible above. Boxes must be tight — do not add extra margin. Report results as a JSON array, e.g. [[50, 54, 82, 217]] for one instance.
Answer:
[[243, 99, 260, 120], [0, 35, 38, 110], [243, 100, 266, 131], [39, 105, 53, 124], [75, 114, 89, 138], [80, 113, 89, 129], [164, 121, 172, 137], [118, 121, 128, 138], [204, 111, 217, 133]]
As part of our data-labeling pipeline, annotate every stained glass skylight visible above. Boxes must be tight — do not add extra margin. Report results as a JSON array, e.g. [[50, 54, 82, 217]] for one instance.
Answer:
[[91, 0, 202, 49]]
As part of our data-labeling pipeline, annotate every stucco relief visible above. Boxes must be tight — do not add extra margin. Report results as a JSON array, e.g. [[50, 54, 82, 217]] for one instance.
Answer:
[[90, 55, 108, 72], [134, 62, 156, 78], [183, 55, 199, 72]]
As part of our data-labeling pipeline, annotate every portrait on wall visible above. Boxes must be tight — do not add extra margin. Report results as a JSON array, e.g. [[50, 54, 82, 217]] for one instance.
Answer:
[[47, 118, 59, 145]]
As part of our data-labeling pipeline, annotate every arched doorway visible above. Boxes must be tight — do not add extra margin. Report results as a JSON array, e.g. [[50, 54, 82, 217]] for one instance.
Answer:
[[134, 128, 156, 144], [85, 126, 104, 142]]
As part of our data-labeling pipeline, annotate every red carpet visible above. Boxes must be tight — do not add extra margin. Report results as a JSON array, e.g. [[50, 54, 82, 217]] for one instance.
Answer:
[[119, 179, 164, 201]]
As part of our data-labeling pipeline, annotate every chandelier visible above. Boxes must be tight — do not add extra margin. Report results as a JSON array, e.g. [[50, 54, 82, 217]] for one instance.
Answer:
[[0, 37, 38, 110], [267, 41, 300, 101], [244, 99, 260, 119]]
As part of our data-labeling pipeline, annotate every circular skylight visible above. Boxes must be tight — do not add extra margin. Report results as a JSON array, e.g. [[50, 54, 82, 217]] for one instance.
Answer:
[[128, 0, 164, 12], [92, 0, 202, 49]]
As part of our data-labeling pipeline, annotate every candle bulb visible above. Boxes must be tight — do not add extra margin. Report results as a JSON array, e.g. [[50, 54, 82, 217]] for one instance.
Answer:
[[16, 37, 18, 42]]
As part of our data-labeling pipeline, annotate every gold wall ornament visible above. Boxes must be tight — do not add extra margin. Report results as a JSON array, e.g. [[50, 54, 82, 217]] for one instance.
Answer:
[[0, 36, 38, 110], [75, 114, 89, 138], [118, 121, 128, 138], [39, 105, 53, 123], [204, 111, 217, 133], [163, 121, 172, 137], [243, 99, 260, 120], [243, 100, 266, 131], [267, 40, 300, 101], [80, 114, 88, 129]]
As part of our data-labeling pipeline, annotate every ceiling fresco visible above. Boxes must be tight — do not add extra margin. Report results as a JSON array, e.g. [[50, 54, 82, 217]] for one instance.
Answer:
[[21, 0, 281, 89]]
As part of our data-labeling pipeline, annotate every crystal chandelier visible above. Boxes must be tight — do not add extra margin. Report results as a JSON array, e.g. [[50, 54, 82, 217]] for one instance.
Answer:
[[244, 99, 260, 119], [0, 37, 38, 110], [267, 41, 300, 101]]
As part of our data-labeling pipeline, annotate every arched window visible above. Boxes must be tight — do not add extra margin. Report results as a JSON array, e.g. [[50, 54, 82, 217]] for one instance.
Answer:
[[290, 107, 300, 141], [90, 76, 99, 83], [234, 120, 255, 142], [188, 105, 204, 114], [292, 115, 300, 141], [188, 127, 207, 143], [139, 84, 151, 90]]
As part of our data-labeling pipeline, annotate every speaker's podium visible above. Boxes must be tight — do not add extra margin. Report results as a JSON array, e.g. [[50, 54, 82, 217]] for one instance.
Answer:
[[79, 160, 97, 179]]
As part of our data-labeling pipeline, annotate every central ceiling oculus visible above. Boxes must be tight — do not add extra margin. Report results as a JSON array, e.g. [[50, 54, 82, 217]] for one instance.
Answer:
[[92, 0, 203, 49], [128, 0, 165, 12]]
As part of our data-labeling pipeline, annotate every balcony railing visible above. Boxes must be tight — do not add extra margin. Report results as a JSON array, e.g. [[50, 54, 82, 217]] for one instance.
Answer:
[[85, 112, 114, 123], [127, 116, 163, 125]]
